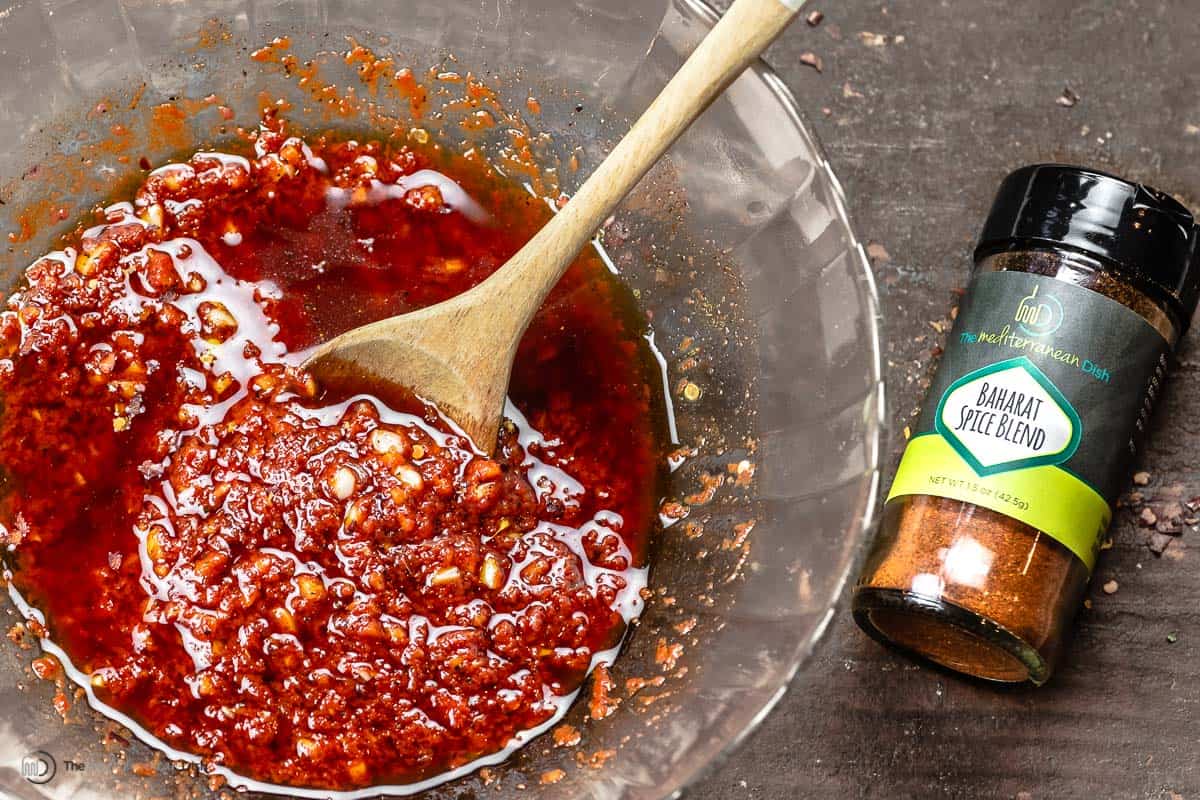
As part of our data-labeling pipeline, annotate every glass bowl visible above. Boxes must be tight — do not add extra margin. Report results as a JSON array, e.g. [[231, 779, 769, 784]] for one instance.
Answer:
[[0, 0, 883, 797]]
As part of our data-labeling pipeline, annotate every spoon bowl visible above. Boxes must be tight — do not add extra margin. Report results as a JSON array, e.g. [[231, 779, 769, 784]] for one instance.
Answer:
[[303, 285, 520, 449]]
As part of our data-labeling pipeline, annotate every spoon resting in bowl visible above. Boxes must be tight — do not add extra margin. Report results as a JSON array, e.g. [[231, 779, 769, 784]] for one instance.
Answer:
[[302, 0, 807, 452]]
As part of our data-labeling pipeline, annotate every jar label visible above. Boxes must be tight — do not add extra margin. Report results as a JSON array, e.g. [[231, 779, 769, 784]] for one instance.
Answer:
[[887, 270, 1169, 570]]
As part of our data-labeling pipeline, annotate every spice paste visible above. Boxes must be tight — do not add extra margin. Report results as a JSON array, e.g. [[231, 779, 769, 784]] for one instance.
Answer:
[[0, 120, 663, 789]]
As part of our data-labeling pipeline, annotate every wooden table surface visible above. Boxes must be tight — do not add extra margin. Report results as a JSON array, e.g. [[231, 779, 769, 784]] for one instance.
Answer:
[[691, 2, 1200, 799]]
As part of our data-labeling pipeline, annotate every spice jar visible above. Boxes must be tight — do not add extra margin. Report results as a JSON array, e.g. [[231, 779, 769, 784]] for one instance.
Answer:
[[853, 165, 1200, 684]]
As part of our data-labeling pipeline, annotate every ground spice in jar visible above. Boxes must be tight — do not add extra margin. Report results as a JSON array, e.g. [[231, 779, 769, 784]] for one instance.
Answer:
[[854, 165, 1200, 684]]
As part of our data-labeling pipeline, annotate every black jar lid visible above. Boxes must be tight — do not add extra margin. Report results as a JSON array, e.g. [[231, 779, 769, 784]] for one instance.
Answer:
[[975, 164, 1200, 330]]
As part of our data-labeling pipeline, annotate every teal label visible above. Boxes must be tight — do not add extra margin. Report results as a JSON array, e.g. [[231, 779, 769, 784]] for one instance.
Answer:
[[933, 356, 1082, 477]]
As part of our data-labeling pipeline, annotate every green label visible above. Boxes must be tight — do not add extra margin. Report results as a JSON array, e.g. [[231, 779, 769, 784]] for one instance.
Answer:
[[888, 270, 1169, 570]]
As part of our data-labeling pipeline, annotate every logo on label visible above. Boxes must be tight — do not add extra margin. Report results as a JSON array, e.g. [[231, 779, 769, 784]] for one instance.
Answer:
[[21, 751, 56, 784], [935, 356, 1081, 476], [1015, 285, 1063, 337]]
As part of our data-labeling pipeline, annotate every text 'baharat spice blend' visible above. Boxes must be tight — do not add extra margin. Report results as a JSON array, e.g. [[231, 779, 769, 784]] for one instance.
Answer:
[[854, 165, 1200, 684]]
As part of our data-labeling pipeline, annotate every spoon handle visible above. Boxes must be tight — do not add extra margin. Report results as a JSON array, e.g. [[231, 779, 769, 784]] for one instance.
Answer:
[[480, 0, 807, 324]]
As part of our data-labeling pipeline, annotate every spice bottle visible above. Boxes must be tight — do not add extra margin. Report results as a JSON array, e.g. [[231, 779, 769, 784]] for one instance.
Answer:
[[853, 165, 1200, 684]]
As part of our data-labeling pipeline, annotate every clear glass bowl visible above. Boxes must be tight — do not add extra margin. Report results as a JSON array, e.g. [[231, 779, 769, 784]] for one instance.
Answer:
[[0, 0, 883, 797]]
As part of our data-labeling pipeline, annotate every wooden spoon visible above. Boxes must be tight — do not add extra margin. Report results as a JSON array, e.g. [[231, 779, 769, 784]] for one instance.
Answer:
[[303, 0, 807, 451]]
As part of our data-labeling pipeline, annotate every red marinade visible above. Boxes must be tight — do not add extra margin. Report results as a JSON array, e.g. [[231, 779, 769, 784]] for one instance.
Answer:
[[0, 122, 663, 790]]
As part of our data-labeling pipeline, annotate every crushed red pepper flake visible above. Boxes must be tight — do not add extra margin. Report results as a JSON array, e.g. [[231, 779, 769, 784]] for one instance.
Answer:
[[552, 724, 582, 748], [584, 749, 616, 769], [7, 622, 32, 649], [588, 664, 620, 720], [722, 519, 757, 551], [637, 690, 670, 707], [799, 52, 824, 72], [539, 768, 566, 785], [659, 500, 689, 521], [654, 639, 684, 672], [728, 459, 756, 487], [684, 472, 724, 506], [31, 655, 61, 681], [625, 675, 665, 696], [52, 689, 71, 719]]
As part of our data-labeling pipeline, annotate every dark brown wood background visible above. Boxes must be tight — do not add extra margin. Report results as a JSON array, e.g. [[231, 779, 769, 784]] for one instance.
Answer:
[[691, 2, 1200, 798]]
